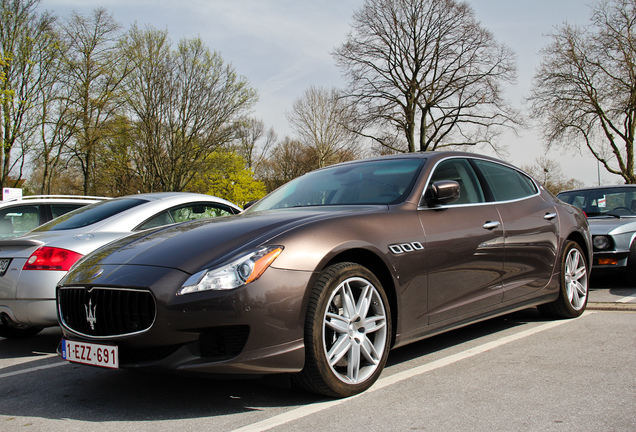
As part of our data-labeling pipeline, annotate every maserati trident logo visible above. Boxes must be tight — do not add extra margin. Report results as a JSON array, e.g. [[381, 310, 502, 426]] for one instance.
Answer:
[[85, 299, 97, 330]]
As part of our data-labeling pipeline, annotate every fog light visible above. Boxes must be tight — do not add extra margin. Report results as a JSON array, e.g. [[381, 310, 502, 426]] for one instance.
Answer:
[[597, 258, 618, 265]]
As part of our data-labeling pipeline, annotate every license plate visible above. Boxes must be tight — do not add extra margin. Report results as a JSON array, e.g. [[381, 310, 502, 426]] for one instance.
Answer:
[[61, 339, 119, 369], [0, 258, 11, 276]]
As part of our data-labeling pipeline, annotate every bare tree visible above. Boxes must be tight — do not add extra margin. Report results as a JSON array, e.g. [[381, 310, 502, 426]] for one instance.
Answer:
[[530, 0, 636, 184], [259, 137, 316, 192], [0, 0, 57, 188], [334, 0, 519, 153], [521, 157, 585, 195], [234, 117, 276, 172], [287, 86, 359, 168], [58, 8, 130, 195]]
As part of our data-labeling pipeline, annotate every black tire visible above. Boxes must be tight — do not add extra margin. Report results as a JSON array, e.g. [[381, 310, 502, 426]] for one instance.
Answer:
[[294, 262, 392, 398], [0, 324, 42, 339], [621, 242, 636, 286], [538, 241, 589, 318]]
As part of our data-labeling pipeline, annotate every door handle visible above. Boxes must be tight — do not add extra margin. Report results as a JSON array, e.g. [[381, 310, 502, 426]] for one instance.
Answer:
[[544, 212, 557, 220], [482, 221, 501, 230]]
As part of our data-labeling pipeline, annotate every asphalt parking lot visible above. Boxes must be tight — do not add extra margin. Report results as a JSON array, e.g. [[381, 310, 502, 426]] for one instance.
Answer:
[[1, 283, 635, 432]]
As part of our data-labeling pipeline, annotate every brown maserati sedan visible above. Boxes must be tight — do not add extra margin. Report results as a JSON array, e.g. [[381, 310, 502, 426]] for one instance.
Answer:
[[56, 152, 591, 398]]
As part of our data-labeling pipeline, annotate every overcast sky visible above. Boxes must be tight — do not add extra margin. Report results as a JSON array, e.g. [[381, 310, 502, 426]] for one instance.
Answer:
[[39, 0, 614, 186]]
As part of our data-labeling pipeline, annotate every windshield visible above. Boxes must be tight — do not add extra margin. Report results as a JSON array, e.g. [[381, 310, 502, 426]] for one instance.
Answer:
[[33, 198, 147, 231], [557, 187, 636, 217], [247, 158, 425, 212]]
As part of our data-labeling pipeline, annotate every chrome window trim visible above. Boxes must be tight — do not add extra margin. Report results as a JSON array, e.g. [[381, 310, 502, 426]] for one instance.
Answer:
[[418, 155, 541, 210]]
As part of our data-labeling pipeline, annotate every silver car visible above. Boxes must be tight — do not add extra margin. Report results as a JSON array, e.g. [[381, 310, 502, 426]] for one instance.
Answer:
[[0, 195, 106, 239], [557, 185, 636, 282], [0, 192, 241, 338]]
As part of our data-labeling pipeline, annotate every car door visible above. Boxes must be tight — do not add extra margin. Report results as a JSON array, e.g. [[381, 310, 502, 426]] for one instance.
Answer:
[[471, 159, 559, 302], [419, 158, 505, 324]]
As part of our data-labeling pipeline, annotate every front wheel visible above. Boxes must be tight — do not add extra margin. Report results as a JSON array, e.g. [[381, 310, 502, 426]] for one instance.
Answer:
[[295, 262, 392, 398], [539, 241, 589, 318]]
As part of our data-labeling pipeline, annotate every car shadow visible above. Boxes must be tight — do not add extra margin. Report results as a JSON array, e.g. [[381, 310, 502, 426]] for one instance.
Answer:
[[386, 307, 543, 367], [0, 327, 62, 359], [0, 307, 553, 424]]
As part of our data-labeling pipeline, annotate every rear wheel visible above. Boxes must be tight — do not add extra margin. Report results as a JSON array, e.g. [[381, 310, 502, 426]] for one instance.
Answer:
[[539, 241, 588, 318], [295, 262, 391, 398]]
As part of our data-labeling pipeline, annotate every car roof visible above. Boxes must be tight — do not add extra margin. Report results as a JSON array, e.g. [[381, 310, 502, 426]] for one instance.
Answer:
[[557, 185, 636, 195], [0, 195, 107, 207]]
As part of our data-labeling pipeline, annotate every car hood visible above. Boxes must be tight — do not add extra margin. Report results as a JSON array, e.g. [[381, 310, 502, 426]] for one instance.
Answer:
[[587, 217, 636, 236], [70, 206, 386, 276]]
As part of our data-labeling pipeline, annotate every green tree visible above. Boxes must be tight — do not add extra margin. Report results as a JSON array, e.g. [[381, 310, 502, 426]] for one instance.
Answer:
[[530, 0, 636, 184], [122, 26, 258, 192], [187, 150, 266, 207]]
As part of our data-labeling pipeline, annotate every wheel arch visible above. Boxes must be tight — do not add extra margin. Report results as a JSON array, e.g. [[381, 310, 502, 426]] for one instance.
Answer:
[[321, 248, 398, 347], [566, 230, 592, 268]]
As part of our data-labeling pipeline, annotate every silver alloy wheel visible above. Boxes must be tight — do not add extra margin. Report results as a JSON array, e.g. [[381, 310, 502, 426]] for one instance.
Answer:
[[564, 247, 588, 311], [322, 276, 388, 384]]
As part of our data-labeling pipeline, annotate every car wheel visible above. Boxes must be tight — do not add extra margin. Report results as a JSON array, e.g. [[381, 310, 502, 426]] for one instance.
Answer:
[[0, 323, 43, 339], [621, 242, 636, 286], [538, 241, 589, 318], [295, 262, 392, 398]]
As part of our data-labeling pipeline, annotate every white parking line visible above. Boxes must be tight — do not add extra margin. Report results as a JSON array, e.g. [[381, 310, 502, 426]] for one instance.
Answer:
[[0, 360, 67, 379], [617, 292, 636, 303], [231, 315, 589, 432]]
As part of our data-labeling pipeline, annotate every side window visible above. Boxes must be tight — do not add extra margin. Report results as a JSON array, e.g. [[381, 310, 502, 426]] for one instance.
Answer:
[[428, 158, 485, 204], [0, 205, 40, 237], [51, 204, 85, 219], [473, 159, 537, 202], [169, 203, 236, 222], [135, 203, 236, 231], [137, 212, 174, 230]]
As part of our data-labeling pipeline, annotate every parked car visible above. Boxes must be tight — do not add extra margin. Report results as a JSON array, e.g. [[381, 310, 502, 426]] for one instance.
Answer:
[[0, 192, 241, 339], [56, 152, 591, 398], [557, 185, 636, 282], [0, 195, 106, 239]]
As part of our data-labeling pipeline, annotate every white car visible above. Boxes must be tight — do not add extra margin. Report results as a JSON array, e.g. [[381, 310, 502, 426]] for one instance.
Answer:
[[0, 192, 241, 338], [0, 195, 106, 239]]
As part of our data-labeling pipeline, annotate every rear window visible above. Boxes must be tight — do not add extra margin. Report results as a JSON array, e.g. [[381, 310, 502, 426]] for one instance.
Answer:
[[33, 198, 147, 231]]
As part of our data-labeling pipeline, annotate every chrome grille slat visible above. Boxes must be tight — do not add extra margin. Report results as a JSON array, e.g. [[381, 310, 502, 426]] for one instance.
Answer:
[[58, 287, 156, 338]]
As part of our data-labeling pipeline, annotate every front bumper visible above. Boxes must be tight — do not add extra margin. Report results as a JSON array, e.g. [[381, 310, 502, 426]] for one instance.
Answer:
[[58, 265, 314, 375]]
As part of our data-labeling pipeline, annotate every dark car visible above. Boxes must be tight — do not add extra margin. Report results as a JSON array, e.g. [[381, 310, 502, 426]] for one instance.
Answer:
[[56, 152, 591, 398], [557, 185, 636, 282]]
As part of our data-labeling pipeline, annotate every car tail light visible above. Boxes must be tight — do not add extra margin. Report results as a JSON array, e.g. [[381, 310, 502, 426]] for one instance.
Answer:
[[23, 247, 83, 271]]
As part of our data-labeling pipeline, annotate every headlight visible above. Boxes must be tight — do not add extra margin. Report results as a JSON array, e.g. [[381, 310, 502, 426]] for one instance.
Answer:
[[178, 246, 283, 295], [593, 235, 611, 250]]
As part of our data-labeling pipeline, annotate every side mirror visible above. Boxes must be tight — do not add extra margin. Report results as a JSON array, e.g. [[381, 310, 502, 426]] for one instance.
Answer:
[[243, 200, 258, 209], [422, 180, 460, 207]]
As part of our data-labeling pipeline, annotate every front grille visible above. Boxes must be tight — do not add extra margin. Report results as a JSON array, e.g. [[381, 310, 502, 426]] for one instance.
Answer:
[[59, 287, 156, 337]]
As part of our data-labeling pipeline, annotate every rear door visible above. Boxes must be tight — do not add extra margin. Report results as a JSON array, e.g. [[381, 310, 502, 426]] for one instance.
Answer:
[[419, 158, 505, 324], [471, 159, 559, 301]]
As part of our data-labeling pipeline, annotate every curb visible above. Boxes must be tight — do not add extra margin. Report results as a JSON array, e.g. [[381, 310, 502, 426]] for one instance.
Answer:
[[587, 302, 636, 312]]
